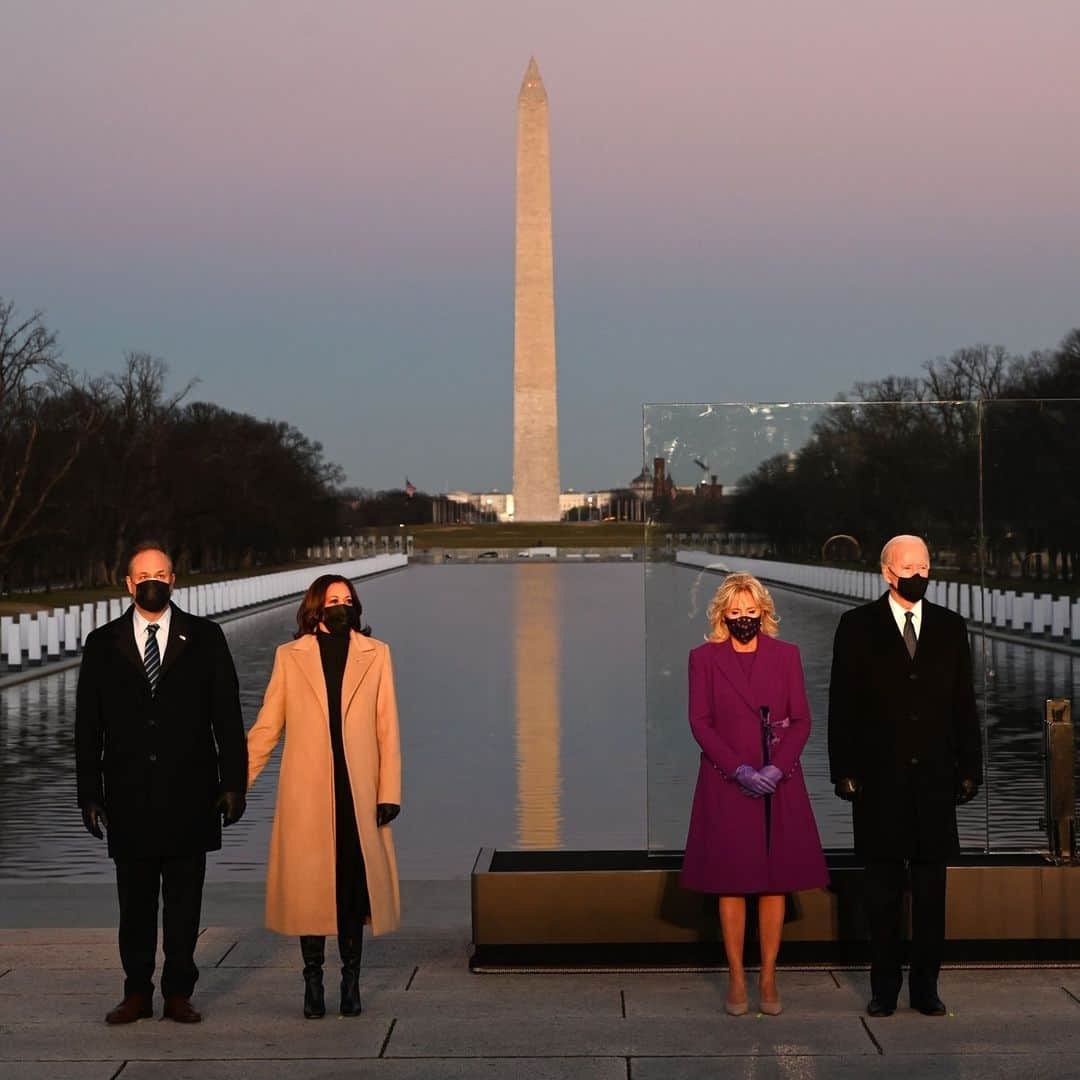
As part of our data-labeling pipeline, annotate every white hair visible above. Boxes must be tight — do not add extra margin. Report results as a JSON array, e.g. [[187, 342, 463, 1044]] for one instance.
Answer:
[[880, 534, 929, 568]]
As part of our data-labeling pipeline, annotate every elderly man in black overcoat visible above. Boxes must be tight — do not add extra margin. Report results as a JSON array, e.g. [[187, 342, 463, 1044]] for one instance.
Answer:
[[76, 542, 248, 1024], [828, 534, 982, 1018]]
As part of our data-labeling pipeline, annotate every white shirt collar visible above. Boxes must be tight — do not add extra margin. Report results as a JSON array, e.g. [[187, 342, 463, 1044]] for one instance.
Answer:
[[133, 604, 172, 634], [887, 593, 922, 638]]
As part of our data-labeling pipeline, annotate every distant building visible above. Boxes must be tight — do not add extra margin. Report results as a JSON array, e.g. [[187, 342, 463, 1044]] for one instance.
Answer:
[[629, 468, 653, 501], [447, 489, 615, 522], [447, 490, 514, 522]]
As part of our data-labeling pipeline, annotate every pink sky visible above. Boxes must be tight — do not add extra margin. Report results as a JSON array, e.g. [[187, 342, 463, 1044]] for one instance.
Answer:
[[3, 1, 1077, 489]]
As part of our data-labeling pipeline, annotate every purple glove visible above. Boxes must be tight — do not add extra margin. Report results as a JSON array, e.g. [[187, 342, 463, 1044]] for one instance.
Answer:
[[759, 765, 783, 788], [734, 764, 776, 797]]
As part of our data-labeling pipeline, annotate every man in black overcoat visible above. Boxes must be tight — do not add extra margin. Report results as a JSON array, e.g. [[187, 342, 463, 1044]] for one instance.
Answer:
[[75, 542, 248, 1024], [828, 534, 982, 1018]]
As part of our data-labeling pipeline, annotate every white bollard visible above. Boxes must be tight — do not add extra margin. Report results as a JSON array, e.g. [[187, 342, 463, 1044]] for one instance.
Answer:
[[46, 616, 61, 658], [64, 611, 79, 653], [109, 597, 123, 620], [1051, 596, 1069, 638], [994, 591, 1008, 628], [1031, 595, 1050, 635], [0, 615, 11, 658], [95, 601, 109, 628], [26, 619, 42, 665], [81, 604, 95, 643], [5, 622, 20, 669], [1012, 592, 1033, 632]]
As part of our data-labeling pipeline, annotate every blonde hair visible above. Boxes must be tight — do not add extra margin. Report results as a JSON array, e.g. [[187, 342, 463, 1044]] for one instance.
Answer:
[[706, 573, 780, 643]]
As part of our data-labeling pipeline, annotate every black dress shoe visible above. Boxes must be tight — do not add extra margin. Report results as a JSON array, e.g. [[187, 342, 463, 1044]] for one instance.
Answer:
[[867, 997, 896, 1017], [910, 993, 947, 1016]]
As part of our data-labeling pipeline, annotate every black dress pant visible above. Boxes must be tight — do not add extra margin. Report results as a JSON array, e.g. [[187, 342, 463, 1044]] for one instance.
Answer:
[[115, 853, 206, 999], [865, 858, 947, 1004]]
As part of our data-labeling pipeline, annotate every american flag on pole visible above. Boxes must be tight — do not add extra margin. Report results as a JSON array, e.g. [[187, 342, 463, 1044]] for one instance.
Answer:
[[405, 478, 417, 498]]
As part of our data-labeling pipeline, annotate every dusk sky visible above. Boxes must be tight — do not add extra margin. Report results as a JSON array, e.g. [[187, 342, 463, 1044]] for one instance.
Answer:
[[3, 1, 1078, 491]]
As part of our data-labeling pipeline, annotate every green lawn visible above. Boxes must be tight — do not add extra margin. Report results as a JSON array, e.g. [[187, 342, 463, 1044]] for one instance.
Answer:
[[395, 522, 654, 549]]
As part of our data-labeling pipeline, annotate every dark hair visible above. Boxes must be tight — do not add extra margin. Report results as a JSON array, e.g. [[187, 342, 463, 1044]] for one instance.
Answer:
[[294, 574, 372, 639], [126, 540, 173, 578]]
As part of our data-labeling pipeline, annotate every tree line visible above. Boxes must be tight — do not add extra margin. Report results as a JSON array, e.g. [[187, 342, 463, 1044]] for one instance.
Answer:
[[1, 299, 341, 591], [728, 331, 1080, 582]]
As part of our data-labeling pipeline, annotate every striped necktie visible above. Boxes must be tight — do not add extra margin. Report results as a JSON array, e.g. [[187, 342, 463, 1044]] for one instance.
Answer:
[[144, 623, 161, 694]]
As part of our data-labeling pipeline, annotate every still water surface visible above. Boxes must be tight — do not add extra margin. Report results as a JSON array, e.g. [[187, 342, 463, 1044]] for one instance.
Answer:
[[0, 564, 645, 882], [646, 563, 1079, 853], [0, 562, 1073, 883]]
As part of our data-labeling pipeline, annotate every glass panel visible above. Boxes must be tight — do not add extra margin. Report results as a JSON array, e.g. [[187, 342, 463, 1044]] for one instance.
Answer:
[[980, 398, 1080, 852], [643, 401, 986, 854]]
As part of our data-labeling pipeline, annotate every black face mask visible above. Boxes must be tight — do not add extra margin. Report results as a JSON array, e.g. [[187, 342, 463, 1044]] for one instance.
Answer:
[[725, 615, 762, 644], [322, 604, 353, 636], [134, 579, 171, 613], [894, 573, 928, 603]]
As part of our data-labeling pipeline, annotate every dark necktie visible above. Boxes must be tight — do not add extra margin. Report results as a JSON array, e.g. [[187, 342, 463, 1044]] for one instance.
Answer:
[[903, 611, 917, 660], [144, 623, 161, 694]]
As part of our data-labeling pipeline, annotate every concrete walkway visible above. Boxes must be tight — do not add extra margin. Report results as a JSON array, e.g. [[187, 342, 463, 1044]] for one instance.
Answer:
[[2, 881, 1079, 1079]]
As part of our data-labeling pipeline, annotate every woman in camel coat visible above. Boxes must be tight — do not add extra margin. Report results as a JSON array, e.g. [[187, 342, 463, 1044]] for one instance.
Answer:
[[247, 574, 401, 1019]]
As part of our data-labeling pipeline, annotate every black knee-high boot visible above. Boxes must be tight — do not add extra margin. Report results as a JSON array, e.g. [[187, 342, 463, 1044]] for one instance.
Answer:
[[338, 932, 363, 1016], [299, 935, 326, 1019]]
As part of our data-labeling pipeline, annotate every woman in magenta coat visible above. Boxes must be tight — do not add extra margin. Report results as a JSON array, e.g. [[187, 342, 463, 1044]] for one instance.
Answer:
[[681, 572, 828, 1016]]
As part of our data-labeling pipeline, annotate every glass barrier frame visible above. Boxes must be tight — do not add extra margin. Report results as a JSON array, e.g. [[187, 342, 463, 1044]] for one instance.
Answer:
[[643, 399, 1080, 857]]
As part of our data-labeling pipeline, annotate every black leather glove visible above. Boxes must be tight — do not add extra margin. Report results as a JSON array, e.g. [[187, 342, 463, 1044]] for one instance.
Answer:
[[80, 802, 108, 839], [834, 777, 861, 802], [376, 803, 400, 827], [217, 791, 247, 827], [955, 777, 978, 805]]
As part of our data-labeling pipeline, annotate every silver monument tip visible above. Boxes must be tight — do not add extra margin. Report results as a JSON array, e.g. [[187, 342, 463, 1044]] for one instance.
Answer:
[[519, 56, 547, 104]]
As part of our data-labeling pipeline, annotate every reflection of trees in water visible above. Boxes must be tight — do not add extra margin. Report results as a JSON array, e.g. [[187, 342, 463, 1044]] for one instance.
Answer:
[[981, 639, 1079, 849], [0, 671, 98, 876]]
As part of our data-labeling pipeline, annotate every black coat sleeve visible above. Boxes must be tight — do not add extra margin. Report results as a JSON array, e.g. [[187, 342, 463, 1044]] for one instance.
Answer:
[[208, 623, 248, 794], [74, 631, 106, 807], [953, 618, 983, 785], [827, 611, 859, 783]]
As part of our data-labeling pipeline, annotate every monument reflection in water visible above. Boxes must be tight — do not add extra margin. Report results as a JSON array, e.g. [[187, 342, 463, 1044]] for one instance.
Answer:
[[514, 565, 562, 848]]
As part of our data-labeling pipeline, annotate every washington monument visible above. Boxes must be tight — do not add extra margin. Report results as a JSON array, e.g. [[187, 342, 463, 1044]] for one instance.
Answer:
[[513, 57, 561, 522]]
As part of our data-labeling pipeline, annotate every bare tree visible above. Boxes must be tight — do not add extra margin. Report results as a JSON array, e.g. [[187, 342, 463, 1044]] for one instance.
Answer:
[[0, 298, 102, 569], [99, 352, 198, 581], [922, 344, 1012, 400]]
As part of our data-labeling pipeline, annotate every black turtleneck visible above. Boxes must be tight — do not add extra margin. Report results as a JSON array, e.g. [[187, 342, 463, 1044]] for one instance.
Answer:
[[315, 630, 370, 929]]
